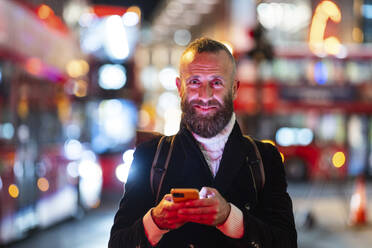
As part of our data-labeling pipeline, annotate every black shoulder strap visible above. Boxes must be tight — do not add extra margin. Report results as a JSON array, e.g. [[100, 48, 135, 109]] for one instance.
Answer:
[[244, 135, 265, 196], [150, 135, 176, 204]]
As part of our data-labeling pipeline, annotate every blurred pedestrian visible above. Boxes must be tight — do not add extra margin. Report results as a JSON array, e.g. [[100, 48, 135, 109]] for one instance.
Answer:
[[109, 37, 297, 248]]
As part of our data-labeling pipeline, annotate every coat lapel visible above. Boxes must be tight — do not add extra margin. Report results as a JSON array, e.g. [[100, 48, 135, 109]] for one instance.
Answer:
[[177, 126, 214, 185], [214, 122, 247, 196]]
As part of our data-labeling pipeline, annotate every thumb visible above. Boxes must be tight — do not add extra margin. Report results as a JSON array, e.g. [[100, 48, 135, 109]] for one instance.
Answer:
[[163, 194, 172, 201], [199, 187, 216, 199]]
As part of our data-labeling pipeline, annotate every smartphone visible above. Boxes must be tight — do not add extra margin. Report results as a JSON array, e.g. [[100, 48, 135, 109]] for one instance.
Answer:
[[171, 188, 199, 203]]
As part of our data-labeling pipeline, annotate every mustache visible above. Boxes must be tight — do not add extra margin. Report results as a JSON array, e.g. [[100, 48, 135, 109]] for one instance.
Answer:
[[189, 99, 222, 108]]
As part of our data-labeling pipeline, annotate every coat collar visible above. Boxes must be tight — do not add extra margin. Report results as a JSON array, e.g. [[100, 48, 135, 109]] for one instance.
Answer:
[[214, 122, 247, 195]]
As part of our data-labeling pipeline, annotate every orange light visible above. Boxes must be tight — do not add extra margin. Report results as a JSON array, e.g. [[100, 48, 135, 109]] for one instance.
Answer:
[[261, 139, 276, 147], [37, 177, 50, 192], [73, 80, 88, 97], [26, 58, 43, 76], [280, 152, 285, 163], [9, 184, 19, 198], [352, 27, 364, 43], [127, 6, 141, 20], [17, 99, 29, 119], [332, 151, 346, 168], [309, 0, 342, 56], [57, 94, 71, 123], [38, 4, 54, 20]]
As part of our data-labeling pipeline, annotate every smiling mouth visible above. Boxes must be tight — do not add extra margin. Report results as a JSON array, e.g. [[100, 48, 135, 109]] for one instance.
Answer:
[[194, 105, 217, 112]]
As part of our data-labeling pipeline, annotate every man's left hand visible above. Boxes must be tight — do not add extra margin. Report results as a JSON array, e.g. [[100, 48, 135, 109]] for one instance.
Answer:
[[176, 187, 231, 226]]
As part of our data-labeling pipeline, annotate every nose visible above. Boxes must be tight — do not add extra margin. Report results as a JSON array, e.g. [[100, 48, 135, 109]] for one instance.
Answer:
[[198, 83, 213, 100]]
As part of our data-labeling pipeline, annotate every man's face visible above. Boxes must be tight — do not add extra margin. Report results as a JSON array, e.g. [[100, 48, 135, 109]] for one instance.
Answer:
[[176, 51, 238, 138]]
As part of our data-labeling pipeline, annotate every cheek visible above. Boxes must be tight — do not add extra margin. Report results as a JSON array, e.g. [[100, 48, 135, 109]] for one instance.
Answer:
[[214, 91, 226, 104], [183, 90, 198, 101]]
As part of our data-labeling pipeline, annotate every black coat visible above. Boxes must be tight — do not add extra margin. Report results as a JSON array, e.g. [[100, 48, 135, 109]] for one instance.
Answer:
[[109, 122, 297, 248]]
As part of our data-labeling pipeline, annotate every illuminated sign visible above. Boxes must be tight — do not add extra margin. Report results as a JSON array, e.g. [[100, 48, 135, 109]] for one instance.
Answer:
[[309, 0, 343, 56]]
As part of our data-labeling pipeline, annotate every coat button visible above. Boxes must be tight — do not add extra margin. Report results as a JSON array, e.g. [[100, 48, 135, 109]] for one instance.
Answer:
[[251, 241, 259, 248], [245, 203, 250, 210]]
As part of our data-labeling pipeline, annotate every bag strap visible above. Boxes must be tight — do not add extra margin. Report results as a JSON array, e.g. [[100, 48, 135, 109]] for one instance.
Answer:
[[150, 135, 176, 204], [244, 135, 265, 196]]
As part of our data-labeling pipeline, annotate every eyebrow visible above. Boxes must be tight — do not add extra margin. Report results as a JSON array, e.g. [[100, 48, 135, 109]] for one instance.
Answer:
[[186, 75, 225, 81]]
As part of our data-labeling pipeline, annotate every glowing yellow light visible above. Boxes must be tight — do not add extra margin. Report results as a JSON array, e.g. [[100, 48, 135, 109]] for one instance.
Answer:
[[38, 4, 54, 20], [309, 0, 342, 56], [321, 1, 341, 22], [324, 36, 341, 55], [222, 41, 234, 55], [79, 60, 90, 75], [74, 80, 88, 97], [66, 59, 90, 78], [9, 184, 19, 198], [332, 151, 346, 168], [261, 139, 276, 147], [37, 177, 50, 192]]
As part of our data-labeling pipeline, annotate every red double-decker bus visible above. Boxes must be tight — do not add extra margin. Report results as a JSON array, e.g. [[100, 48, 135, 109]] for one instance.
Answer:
[[0, 1, 102, 244], [235, 45, 372, 181]]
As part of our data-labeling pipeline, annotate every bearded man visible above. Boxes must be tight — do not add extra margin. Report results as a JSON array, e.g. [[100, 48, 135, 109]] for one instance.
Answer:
[[109, 38, 297, 248]]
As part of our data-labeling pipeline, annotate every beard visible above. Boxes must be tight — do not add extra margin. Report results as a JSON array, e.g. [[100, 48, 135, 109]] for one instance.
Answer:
[[181, 93, 234, 138]]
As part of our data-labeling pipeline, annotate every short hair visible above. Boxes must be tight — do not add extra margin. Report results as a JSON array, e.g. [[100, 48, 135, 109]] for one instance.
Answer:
[[181, 37, 236, 72]]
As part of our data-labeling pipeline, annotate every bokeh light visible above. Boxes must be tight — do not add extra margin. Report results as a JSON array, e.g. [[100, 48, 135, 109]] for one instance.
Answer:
[[37, 177, 50, 192], [332, 151, 346, 168], [123, 11, 139, 26], [158, 67, 178, 90], [174, 29, 191, 46], [9, 184, 19, 198], [98, 64, 127, 90]]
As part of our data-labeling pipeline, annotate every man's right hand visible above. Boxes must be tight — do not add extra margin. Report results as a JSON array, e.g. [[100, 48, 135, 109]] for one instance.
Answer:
[[151, 194, 186, 230]]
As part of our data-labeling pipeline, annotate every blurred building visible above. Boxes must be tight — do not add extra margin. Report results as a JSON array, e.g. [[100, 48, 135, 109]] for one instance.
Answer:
[[132, 0, 372, 181]]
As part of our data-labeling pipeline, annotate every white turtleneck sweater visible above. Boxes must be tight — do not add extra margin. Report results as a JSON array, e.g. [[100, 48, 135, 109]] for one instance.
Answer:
[[143, 113, 244, 246], [192, 113, 236, 177]]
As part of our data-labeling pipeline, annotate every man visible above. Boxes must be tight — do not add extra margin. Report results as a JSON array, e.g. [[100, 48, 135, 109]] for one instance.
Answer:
[[109, 38, 297, 248]]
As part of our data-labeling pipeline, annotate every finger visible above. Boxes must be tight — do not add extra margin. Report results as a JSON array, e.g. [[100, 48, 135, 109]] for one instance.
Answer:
[[178, 206, 217, 215], [164, 210, 179, 219], [184, 198, 217, 207], [165, 217, 187, 225], [180, 214, 216, 225], [162, 201, 187, 211]]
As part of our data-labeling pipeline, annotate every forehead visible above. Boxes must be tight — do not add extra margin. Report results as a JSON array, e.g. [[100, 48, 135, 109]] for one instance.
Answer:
[[180, 51, 233, 76]]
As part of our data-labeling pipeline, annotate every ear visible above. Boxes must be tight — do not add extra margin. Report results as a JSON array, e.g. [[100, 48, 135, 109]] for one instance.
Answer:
[[176, 77, 182, 96], [232, 80, 239, 100]]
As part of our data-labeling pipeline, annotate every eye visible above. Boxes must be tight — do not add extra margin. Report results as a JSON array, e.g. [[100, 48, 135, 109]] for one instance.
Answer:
[[188, 79, 200, 86], [211, 80, 223, 87]]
